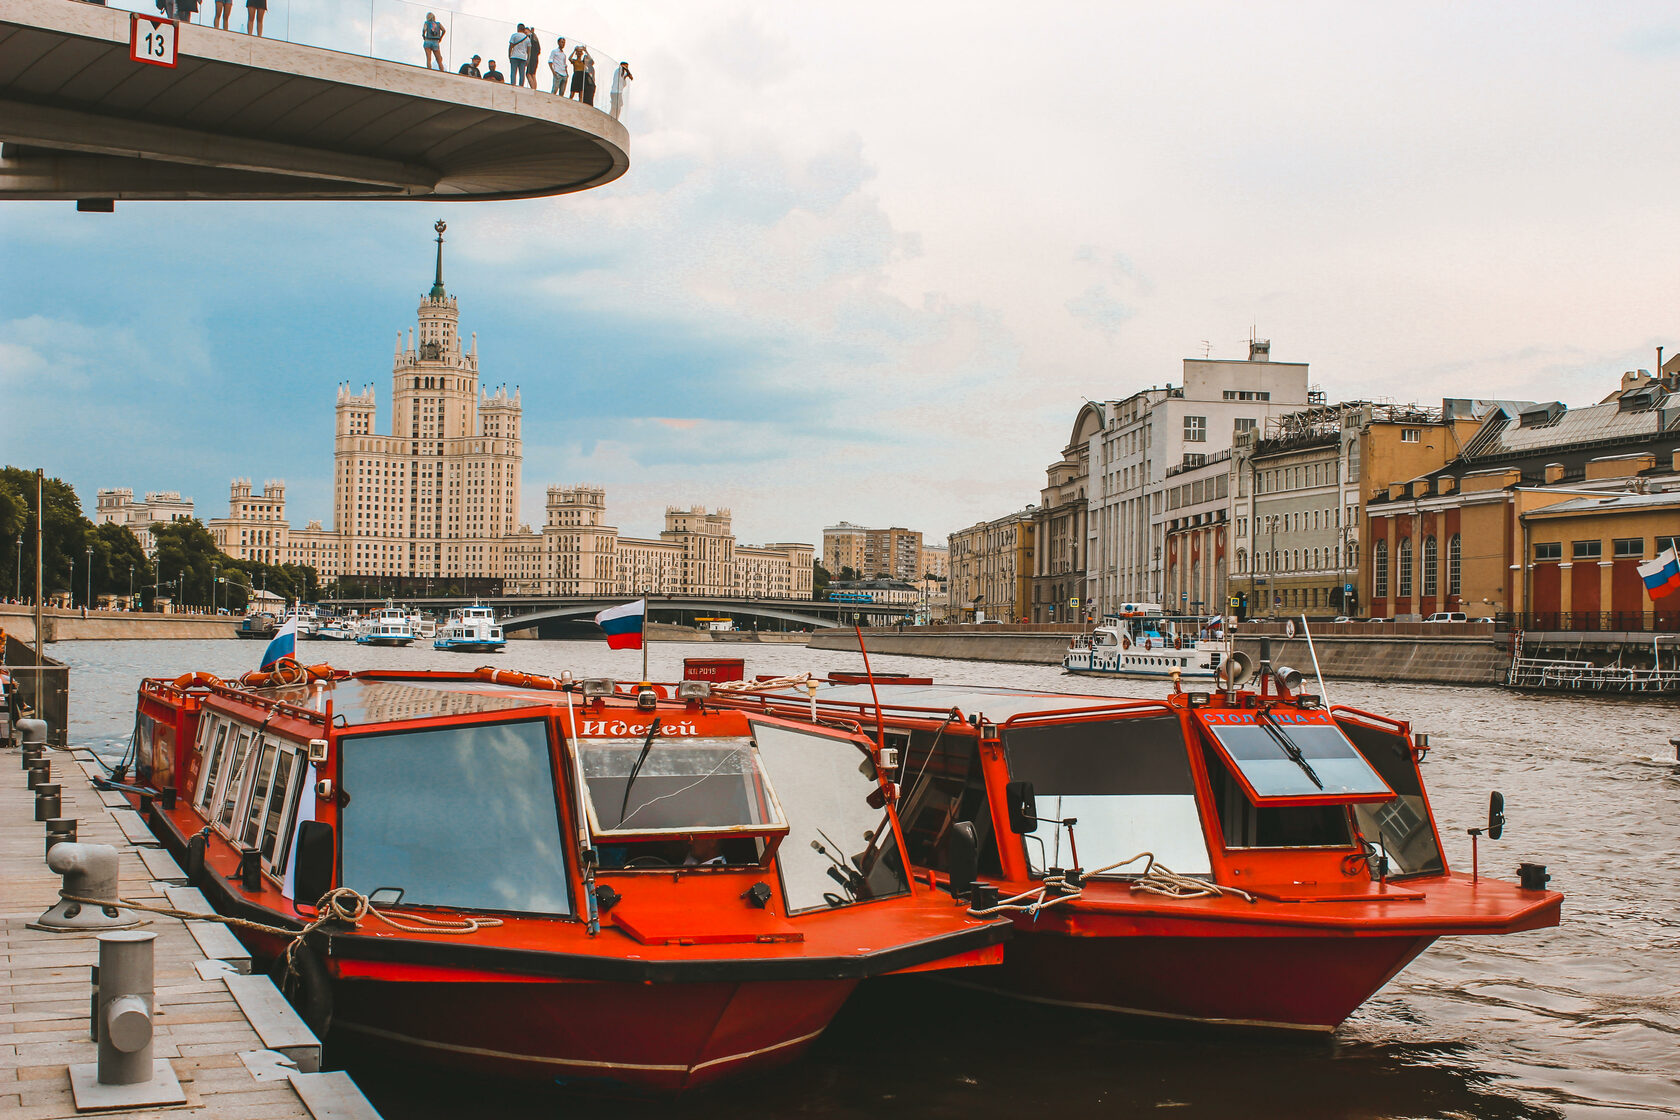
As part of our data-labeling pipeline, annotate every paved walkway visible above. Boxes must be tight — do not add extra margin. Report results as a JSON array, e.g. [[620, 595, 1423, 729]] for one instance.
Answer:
[[0, 739, 354, 1117]]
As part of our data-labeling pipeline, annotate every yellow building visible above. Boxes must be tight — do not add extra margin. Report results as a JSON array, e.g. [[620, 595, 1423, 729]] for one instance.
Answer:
[[947, 508, 1035, 622]]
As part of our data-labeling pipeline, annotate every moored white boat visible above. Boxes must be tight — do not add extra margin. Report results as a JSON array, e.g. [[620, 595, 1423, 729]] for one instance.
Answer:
[[356, 603, 417, 647], [1062, 603, 1224, 680]]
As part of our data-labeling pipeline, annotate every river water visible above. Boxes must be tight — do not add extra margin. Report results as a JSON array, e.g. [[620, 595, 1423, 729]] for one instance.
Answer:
[[51, 638, 1680, 1119]]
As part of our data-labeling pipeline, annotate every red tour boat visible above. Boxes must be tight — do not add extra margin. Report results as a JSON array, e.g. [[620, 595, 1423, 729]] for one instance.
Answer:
[[715, 654, 1564, 1032], [122, 666, 1009, 1090]]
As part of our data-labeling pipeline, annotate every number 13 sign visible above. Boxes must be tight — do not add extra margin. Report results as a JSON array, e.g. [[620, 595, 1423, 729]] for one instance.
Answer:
[[129, 13, 179, 68]]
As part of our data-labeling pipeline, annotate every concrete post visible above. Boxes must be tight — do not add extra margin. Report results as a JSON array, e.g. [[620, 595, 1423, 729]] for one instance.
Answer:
[[32, 841, 140, 931]]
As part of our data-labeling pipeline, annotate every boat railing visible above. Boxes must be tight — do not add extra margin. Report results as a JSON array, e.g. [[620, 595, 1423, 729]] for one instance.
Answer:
[[1000, 700, 1176, 729]]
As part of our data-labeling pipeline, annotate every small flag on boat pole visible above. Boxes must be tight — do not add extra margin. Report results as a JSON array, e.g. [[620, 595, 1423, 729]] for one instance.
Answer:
[[595, 599, 647, 650], [1638, 548, 1680, 600], [259, 614, 297, 670]]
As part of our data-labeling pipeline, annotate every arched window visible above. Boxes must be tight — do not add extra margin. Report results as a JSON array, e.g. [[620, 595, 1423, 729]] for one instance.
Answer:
[[1398, 538, 1413, 597], [1236, 548, 1247, 574], [1374, 540, 1388, 597], [1448, 534, 1462, 597], [1423, 536, 1438, 597]]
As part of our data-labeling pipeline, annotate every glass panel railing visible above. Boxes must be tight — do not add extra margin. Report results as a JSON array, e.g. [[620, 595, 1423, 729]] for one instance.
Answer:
[[81, 0, 630, 119]]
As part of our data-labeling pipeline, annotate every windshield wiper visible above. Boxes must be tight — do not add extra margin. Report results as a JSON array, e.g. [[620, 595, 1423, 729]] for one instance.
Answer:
[[617, 717, 663, 825], [1256, 712, 1324, 790]]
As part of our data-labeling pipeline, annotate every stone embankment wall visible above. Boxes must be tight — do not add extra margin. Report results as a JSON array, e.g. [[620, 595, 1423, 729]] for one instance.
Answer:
[[0, 606, 238, 642], [810, 625, 1511, 684]]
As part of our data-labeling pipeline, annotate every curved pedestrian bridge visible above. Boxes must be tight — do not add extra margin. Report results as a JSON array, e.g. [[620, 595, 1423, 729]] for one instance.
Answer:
[[0, 0, 628, 201]]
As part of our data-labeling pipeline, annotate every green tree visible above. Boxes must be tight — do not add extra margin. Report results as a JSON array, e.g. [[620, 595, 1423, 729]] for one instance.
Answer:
[[151, 519, 224, 609], [91, 521, 152, 606], [0, 467, 96, 602], [812, 561, 831, 600]]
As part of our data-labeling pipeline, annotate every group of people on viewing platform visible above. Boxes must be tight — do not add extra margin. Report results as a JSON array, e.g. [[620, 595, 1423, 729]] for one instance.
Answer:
[[425, 15, 632, 118], [151, 0, 266, 37]]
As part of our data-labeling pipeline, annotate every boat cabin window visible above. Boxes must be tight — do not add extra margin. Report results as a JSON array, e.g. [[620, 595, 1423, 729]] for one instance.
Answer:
[[1335, 717, 1445, 877], [1200, 739, 1353, 848], [194, 718, 231, 812], [339, 719, 572, 915], [1196, 712, 1391, 803], [578, 737, 785, 869], [1003, 715, 1210, 876], [215, 729, 256, 832], [749, 720, 910, 914], [896, 728, 1001, 878]]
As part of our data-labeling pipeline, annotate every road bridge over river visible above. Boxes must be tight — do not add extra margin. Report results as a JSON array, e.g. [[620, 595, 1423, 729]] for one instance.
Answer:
[[319, 595, 914, 632]]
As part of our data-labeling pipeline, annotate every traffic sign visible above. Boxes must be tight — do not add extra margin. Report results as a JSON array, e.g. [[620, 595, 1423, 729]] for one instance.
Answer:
[[129, 14, 179, 69], [1069, 597, 1079, 608]]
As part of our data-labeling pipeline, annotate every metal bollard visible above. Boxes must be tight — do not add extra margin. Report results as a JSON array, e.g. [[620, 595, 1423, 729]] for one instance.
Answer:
[[45, 817, 77, 859], [31, 842, 139, 931], [26, 757, 50, 789], [97, 932, 155, 1086], [21, 743, 43, 770], [34, 782, 61, 821], [65, 931, 184, 1108], [17, 717, 47, 752]]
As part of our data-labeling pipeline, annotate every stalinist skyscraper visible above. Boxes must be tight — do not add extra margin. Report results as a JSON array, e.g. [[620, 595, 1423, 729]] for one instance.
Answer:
[[332, 220, 522, 590]]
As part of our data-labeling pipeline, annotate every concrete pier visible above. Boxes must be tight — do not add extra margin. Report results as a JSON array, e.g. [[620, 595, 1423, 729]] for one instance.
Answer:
[[0, 607, 237, 643], [0, 735, 381, 1118]]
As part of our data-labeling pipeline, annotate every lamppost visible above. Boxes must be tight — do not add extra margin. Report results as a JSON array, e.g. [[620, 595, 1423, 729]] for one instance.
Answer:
[[128, 564, 134, 610], [85, 545, 93, 610], [179, 568, 185, 613], [211, 563, 218, 615], [13, 534, 20, 600]]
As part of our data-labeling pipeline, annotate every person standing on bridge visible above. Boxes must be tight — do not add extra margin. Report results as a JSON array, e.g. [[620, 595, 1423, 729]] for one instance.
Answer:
[[610, 60, 632, 119], [507, 24, 532, 87], [212, 0, 230, 31], [422, 13, 446, 70], [525, 29, 542, 87], [459, 54, 481, 77], [244, 0, 265, 37], [548, 38, 569, 93]]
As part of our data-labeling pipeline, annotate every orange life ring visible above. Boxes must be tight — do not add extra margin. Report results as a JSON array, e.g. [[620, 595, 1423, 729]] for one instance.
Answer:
[[170, 671, 224, 690], [1174, 635, 1184, 650], [1145, 638, 1154, 651], [237, 657, 348, 689], [1121, 636, 1131, 650]]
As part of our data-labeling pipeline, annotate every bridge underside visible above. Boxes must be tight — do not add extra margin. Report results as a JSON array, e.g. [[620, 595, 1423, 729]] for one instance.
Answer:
[[0, 0, 628, 201]]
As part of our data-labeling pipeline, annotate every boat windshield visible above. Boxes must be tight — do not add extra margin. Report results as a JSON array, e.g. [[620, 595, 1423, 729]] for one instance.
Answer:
[[1335, 717, 1446, 877], [1003, 715, 1210, 876], [749, 720, 909, 914], [1197, 711, 1391, 804], [579, 737, 784, 835], [338, 718, 572, 915]]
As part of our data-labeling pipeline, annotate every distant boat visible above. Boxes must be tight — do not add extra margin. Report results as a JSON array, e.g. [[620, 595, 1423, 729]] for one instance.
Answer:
[[235, 612, 279, 640], [1063, 603, 1224, 680], [315, 620, 355, 642], [356, 603, 417, 647], [433, 605, 506, 653]]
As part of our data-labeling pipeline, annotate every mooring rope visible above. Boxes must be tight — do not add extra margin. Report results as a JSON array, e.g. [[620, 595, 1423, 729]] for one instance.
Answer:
[[965, 852, 1254, 918]]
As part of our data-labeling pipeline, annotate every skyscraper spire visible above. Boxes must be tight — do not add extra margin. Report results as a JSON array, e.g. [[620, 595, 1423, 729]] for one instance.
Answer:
[[429, 218, 447, 299]]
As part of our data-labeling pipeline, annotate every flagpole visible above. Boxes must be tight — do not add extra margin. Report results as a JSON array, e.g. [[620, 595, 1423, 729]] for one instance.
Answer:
[[643, 604, 650, 682]]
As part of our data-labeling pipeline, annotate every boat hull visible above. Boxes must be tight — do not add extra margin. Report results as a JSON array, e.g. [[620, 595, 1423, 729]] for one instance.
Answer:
[[1062, 664, 1219, 680], [952, 929, 1433, 1031], [330, 974, 855, 1090], [357, 636, 415, 647], [433, 640, 506, 653]]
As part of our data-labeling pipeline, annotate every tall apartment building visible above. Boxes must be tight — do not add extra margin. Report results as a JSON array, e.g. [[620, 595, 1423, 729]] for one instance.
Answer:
[[822, 522, 924, 580], [920, 544, 949, 580], [333, 221, 521, 592], [95, 488, 194, 557], [1030, 404, 1099, 621], [1084, 340, 1312, 616]]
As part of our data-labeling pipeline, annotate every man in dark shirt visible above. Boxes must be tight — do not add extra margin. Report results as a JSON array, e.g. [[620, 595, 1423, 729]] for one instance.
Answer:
[[483, 61, 505, 82], [458, 54, 481, 77]]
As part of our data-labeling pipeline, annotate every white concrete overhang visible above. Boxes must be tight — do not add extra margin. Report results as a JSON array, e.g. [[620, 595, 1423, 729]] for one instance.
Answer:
[[0, 0, 628, 201]]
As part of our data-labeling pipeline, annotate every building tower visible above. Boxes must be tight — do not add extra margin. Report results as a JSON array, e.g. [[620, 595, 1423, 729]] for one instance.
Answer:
[[331, 221, 523, 591]]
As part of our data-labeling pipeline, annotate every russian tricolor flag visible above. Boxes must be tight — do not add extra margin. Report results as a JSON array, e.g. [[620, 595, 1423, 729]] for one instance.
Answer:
[[260, 614, 298, 670], [595, 599, 646, 650], [1639, 549, 1680, 601]]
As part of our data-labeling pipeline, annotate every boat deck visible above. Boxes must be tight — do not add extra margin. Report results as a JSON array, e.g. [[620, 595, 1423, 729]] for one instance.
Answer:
[[0, 740, 381, 1119]]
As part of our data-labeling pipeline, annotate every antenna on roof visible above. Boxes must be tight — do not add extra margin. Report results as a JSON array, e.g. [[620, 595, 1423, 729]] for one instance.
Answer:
[[1200, 339, 1213, 359]]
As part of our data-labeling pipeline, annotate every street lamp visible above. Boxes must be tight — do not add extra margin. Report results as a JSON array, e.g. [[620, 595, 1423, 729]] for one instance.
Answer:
[[13, 534, 20, 600], [211, 563, 218, 615], [128, 564, 134, 610], [85, 545, 93, 609]]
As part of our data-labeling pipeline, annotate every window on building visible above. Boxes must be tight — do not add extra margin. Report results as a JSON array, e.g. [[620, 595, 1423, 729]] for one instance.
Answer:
[[1398, 537, 1413, 597], [1401, 429, 1421, 443], [1234, 418, 1256, 435], [1184, 416, 1207, 443], [1613, 538, 1645, 558], [1658, 537, 1680, 555], [1572, 540, 1603, 560], [1448, 534, 1462, 596], [1183, 453, 1207, 468], [1534, 541, 1562, 561], [1422, 536, 1438, 597]]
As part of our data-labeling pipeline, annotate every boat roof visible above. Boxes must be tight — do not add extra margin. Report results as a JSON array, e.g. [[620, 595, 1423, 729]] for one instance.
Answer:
[[752, 681, 1155, 722]]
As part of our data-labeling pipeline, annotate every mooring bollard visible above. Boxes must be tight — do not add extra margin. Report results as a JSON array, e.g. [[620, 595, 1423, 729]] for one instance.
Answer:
[[21, 744, 43, 771], [25, 757, 50, 790], [17, 717, 47, 755], [34, 782, 61, 821], [31, 842, 139, 931], [66, 931, 185, 1109], [45, 816, 77, 858]]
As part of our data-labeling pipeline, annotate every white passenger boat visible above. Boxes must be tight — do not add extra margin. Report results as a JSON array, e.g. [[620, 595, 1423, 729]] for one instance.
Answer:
[[316, 620, 355, 642], [1062, 603, 1225, 680], [356, 604, 417, 647], [433, 604, 506, 653]]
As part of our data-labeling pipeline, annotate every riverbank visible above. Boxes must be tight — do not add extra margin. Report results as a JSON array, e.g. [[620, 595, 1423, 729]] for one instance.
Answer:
[[809, 625, 1512, 684], [0, 605, 238, 642]]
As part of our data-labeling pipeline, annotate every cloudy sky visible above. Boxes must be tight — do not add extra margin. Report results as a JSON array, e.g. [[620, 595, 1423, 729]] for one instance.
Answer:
[[5, 1, 1680, 547]]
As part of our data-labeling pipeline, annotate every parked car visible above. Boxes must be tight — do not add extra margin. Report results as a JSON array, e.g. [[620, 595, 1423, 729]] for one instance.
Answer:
[[1364, 617, 1388, 623], [1332, 616, 1353, 623], [1473, 616, 1496, 623], [1423, 611, 1468, 623]]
